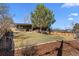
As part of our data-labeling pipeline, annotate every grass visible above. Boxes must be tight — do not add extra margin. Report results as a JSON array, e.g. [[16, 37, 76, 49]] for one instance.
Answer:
[[14, 31, 74, 48]]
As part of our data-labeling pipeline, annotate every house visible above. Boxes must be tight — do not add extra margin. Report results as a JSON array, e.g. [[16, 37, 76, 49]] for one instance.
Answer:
[[15, 23, 32, 31]]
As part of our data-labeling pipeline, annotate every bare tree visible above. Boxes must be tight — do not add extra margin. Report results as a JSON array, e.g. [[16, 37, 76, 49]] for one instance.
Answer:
[[0, 4, 14, 37]]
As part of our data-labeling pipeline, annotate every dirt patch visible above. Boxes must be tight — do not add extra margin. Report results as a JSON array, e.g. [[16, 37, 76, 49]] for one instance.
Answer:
[[20, 40, 79, 56]]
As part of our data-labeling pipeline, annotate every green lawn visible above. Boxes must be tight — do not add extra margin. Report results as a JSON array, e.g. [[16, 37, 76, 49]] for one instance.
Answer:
[[14, 32, 74, 48]]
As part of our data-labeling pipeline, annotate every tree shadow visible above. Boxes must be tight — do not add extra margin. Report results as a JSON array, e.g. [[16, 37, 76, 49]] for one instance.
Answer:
[[0, 30, 14, 56], [56, 40, 63, 56]]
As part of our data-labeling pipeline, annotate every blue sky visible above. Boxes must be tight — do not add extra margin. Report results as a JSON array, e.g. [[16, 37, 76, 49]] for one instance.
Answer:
[[7, 3, 79, 29]]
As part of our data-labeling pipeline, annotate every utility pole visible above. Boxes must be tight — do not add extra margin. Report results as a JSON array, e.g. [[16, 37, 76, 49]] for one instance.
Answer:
[[71, 22, 75, 39]]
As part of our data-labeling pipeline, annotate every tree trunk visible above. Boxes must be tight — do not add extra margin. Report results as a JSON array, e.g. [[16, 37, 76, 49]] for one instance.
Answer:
[[40, 27, 42, 33], [48, 28, 51, 34], [31, 25, 33, 31]]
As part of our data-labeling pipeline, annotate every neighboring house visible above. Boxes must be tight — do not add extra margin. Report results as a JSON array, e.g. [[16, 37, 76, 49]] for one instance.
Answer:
[[15, 23, 32, 31]]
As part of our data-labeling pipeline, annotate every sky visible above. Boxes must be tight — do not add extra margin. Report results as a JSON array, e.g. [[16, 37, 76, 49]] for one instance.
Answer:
[[6, 3, 79, 29]]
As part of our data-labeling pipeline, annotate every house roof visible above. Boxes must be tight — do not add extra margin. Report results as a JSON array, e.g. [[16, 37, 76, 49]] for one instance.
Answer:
[[16, 23, 32, 26]]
